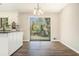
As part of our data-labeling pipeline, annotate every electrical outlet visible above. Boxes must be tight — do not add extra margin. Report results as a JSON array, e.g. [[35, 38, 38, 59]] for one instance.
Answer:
[[53, 37, 56, 40]]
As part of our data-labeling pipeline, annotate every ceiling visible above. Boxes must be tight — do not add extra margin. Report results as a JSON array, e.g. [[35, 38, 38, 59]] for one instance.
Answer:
[[0, 3, 67, 13]]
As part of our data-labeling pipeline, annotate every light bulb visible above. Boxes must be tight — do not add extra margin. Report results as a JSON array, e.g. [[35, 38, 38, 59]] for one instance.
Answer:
[[39, 9, 43, 14]]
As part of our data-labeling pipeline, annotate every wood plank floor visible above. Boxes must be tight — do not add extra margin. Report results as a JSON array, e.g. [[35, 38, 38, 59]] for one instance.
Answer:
[[12, 41, 79, 56]]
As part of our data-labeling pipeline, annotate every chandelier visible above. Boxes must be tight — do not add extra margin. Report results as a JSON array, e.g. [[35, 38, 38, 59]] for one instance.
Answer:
[[33, 3, 43, 15]]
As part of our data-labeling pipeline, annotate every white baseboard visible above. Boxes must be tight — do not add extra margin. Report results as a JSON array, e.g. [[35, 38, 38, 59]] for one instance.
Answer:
[[51, 40, 60, 41], [23, 40, 29, 42], [60, 40, 79, 54]]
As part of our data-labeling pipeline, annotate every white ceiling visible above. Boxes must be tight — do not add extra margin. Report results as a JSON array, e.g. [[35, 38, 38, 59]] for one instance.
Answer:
[[0, 3, 67, 13]]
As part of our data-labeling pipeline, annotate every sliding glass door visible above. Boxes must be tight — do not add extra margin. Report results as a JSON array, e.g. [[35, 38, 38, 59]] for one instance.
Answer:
[[30, 16, 51, 41]]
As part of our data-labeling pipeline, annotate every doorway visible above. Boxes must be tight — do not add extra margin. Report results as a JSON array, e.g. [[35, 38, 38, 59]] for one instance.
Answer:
[[30, 16, 51, 41]]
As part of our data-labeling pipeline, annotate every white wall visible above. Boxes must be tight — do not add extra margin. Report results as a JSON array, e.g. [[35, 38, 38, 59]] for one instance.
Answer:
[[60, 4, 79, 53], [18, 12, 60, 41], [0, 11, 18, 25]]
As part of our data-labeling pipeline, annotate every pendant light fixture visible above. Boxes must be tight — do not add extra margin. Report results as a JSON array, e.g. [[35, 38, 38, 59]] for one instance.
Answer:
[[33, 3, 43, 16]]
